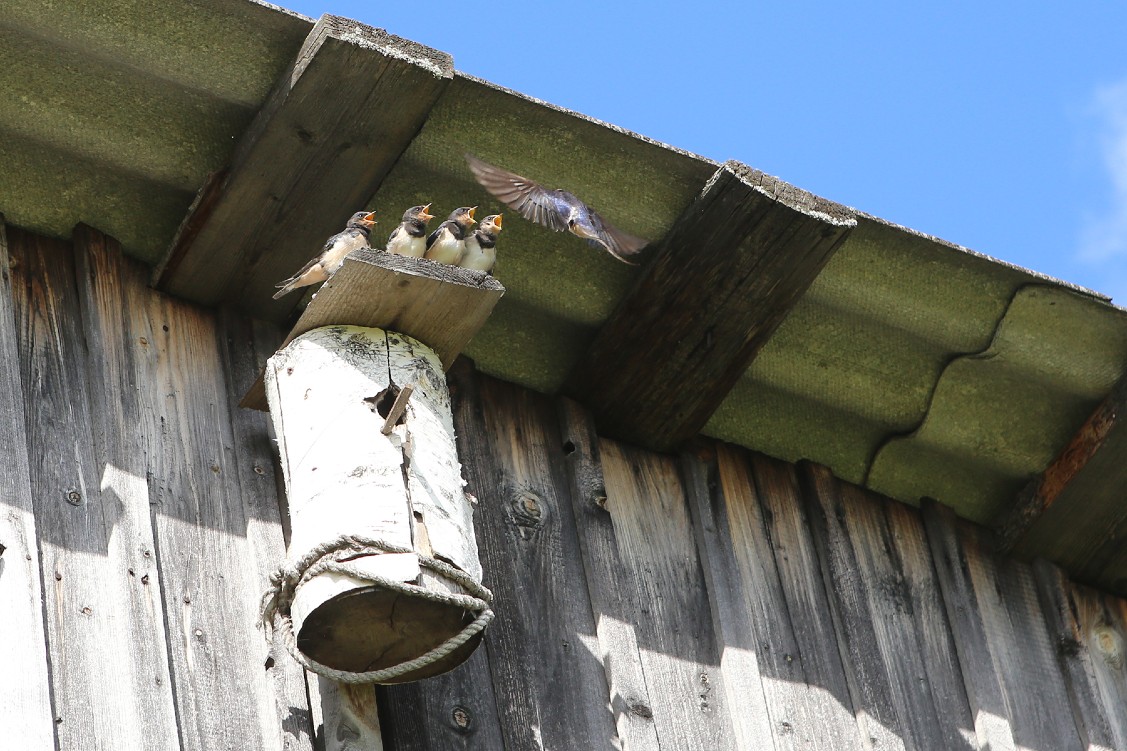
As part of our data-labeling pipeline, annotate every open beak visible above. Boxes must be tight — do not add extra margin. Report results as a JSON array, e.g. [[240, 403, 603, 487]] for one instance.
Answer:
[[494, 215, 503, 229], [420, 203, 435, 221], [467, 206, 477, 221], [363, 212, 377, 225]]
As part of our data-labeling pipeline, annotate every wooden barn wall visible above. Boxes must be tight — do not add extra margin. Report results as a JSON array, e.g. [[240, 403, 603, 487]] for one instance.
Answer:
[[0, 219, 1125, 750], [0, 219, 319, 751], [381, 364, 1127, 750]]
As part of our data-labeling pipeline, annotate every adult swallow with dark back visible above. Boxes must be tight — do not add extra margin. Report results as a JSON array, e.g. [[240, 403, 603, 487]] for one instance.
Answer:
[[272, 211, 376, 299], [385, 204, 436, 257], [424, 206, 477, 265], [460, 214, 503, 274], [464, 153, 648, 264]]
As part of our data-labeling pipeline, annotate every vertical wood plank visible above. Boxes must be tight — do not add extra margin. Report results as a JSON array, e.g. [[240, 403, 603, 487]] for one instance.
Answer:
[[880, 501, 977, 749], [377, 647, 507, 750], [689, 445, 866, 750], [556, 396, 661, 750], [680, 444, 789, 751], [921, 499, 1018, 750], [448, 361, 618, 751], [797, 462, 905, 750], [925, 502, 1083, 751], [0, 217, 55, 748], [600, 438, 739, 750], [11, 226, 180, 749], [747, 453, 864, 749], [800, 461, 969, 750], [979, 538, 1084, 751], [1032, 559, 1127, 750], [127, 283, 290, 750], [216, 308, 316, 751]]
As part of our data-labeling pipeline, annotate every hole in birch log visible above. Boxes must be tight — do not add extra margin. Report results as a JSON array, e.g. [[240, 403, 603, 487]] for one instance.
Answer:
[[365, 386, 401, 420]]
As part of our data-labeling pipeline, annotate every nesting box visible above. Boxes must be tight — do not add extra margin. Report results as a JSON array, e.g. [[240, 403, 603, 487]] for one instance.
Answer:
[[256, 251, 504, 682]]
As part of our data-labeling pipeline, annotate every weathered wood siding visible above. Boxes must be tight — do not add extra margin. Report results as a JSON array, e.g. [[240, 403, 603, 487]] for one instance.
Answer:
[[381, 364, 1127, 751], [2, 221, 313, 750], [2, 220, 1125, 750]]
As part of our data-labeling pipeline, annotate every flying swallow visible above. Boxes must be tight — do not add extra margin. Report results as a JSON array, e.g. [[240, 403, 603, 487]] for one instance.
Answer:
[[386, 204, 435, 257], [460, 214, 503, 274], [424, 206, 477, 265], [464, 153, 648, 264], [272, 211, 376, 300]]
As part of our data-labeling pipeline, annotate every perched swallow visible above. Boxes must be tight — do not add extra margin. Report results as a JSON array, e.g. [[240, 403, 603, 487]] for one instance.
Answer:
[[424, 206, 477, 265], [386, 204, 435, 257], [460, 214, 503, 274], [464, 153, 648, 264], [272, 211, 376, 300]]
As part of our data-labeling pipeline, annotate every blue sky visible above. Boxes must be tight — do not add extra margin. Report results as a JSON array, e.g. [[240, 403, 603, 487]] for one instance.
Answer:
[[288, 1, 1127, 303]]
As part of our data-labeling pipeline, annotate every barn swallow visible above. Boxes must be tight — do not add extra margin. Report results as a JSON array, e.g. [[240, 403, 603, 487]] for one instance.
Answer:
[[424, 206, 477, 265], [460, 214, 503, 274], [385, 204, 435, 257], [464, 153, 648, 264], [272, 211, 376, 299]]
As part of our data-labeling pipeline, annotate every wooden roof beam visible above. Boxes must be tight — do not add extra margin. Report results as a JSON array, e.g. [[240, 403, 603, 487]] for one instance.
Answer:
[[564, 161, 856, 452], [153, 15, 452, 321], [995, 372, 1127, 559]]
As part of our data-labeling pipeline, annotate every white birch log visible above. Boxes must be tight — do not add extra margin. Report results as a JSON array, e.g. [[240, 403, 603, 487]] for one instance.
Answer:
[[264, 325, 483, 677]]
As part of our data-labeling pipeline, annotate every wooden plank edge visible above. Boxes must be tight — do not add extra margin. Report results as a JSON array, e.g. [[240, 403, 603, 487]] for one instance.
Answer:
[[150, 169, 227, 288], [0, 213, 57, 747], [240, 250, 504, 410], [994, 373, 1127, 553]]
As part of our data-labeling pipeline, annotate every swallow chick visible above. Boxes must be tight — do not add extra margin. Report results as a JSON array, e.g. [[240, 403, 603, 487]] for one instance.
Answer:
[[424, 206, 476, 265], [465, 153, 648, 264], [272, 211, 376, 300], [460, 214, 502, 274], [386, 204, 435, 257]]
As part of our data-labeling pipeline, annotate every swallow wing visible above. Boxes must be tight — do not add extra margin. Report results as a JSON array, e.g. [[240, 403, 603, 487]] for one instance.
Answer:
[[426, 223, 448, 250], [587, 209, 648, 264], [274, 255, 320, 288], [465, 154, 569, 232]]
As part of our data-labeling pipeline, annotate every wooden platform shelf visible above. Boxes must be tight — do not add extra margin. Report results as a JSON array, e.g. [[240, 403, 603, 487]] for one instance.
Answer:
[[242, 249, 505, 411]]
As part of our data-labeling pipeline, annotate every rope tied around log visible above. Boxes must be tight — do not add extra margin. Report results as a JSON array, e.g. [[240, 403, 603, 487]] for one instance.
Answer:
[[260, 534, 493, 684]]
